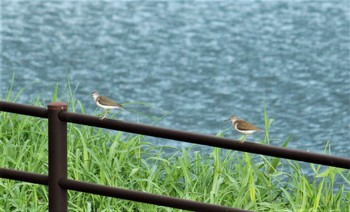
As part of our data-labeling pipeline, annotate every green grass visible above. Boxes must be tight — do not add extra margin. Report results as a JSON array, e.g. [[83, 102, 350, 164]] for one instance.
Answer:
[[0, 84, 349, 211]]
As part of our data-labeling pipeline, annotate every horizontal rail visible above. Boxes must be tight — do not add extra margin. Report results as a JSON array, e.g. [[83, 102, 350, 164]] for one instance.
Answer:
[[59, 178, 250, 212], [59, 111, 350, 169], [0, 101, 47, 118], [0, 101, 349, 169], [0, 168, 246, 211], [0, 168, 48, 185]]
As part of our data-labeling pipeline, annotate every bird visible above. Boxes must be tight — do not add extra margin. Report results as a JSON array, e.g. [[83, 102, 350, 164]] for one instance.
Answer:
[[91, 91, 126, 120], [227, 115, 261, 143]]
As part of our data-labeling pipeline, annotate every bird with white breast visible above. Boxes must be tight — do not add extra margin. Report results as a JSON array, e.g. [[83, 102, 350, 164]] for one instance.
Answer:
[[91, 91, 126, 120], [227, 115, 262, 143]]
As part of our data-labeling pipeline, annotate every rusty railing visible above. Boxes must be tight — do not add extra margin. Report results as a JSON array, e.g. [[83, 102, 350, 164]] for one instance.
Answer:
[[1, 101, 349, 211]]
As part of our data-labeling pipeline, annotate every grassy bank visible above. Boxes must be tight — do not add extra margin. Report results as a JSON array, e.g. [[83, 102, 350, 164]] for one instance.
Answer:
[[0, 87, 349, 211]]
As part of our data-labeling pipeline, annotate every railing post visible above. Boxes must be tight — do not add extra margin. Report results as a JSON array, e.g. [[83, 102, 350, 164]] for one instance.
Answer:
[[48, 102, 68, 212]]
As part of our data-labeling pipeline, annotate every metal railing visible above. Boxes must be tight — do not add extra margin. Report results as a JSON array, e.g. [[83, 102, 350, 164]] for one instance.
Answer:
[[1, 101, 349, 211]]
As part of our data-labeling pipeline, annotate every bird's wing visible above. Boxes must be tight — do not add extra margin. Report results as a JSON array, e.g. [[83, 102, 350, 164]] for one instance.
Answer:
[[237, 120, 261, 131], [98, 96, 124, 108]]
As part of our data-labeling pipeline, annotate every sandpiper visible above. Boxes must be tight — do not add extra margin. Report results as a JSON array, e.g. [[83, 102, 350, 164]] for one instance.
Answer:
[[227, 115, 261, 143], [91, 91, 125, 120]]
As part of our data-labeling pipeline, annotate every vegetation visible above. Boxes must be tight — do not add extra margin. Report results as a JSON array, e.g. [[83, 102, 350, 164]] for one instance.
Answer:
[[0, 83, 349, 211]]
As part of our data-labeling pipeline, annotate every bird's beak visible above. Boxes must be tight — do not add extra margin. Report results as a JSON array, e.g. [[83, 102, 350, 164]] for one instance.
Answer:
[[225, 118, 231, 122]]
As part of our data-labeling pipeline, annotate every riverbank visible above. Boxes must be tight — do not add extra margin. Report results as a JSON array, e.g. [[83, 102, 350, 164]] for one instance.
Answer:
[[1, 87, 349, 211]]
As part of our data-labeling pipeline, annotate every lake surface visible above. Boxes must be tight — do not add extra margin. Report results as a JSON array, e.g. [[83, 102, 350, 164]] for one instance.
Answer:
[[1, 1, 349, 157]]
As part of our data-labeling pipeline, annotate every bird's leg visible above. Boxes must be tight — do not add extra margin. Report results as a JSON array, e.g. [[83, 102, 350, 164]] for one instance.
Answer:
[[239, 135, 247, 144], [100, 109, 108, 120]]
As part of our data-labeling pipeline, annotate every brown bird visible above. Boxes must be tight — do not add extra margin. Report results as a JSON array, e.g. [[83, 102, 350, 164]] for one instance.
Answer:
[[91, 91, 126, 120], [227, 115, 262, 143]]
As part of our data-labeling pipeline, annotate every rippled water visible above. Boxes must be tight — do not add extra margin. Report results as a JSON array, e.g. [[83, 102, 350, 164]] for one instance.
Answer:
[[1, 1, 349, 157]]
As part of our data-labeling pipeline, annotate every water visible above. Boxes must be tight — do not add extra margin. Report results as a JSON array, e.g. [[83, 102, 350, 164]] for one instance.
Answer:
[[1, 1, 349, 157]]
